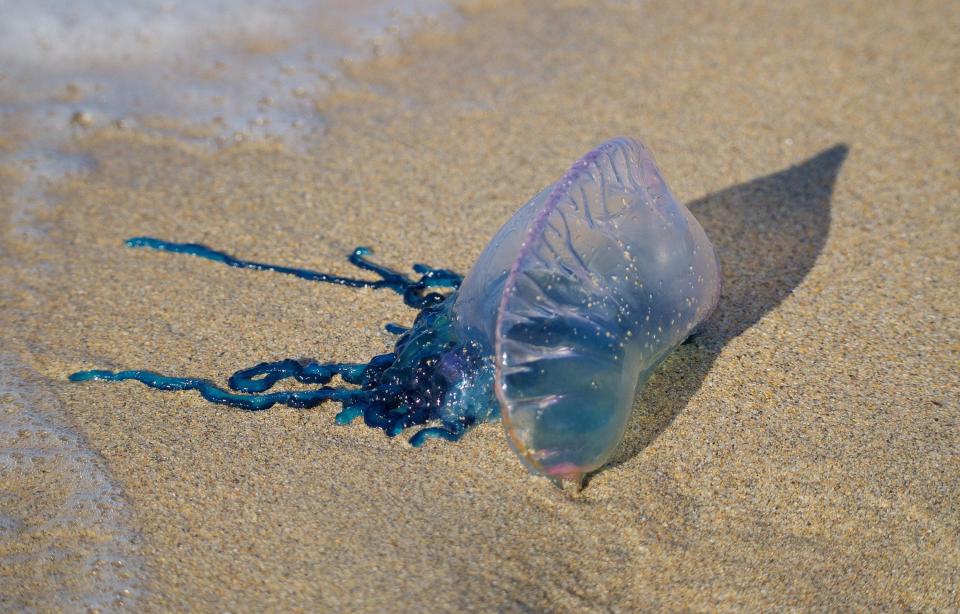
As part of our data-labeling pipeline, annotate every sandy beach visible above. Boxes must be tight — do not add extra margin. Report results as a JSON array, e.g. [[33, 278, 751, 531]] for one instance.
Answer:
[[1, 0, 957, 610]]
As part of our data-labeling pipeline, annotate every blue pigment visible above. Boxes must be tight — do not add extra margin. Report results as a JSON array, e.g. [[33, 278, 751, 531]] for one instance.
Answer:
[[124, 237, 461, 309], [70, 239, 497, 446]]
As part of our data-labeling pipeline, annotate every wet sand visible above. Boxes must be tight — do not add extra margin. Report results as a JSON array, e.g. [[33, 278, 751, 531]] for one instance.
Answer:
[[1, 0, 957, 610]]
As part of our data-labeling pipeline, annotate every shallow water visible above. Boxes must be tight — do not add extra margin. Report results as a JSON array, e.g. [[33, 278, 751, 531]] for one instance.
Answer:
[[0, 356, 144, 610], [0, 0, 455, 242], [1, 0, 453, 144]]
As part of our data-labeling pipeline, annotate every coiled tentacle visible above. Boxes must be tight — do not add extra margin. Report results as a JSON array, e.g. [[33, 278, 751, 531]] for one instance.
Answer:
[[70, 239, 491, 445]]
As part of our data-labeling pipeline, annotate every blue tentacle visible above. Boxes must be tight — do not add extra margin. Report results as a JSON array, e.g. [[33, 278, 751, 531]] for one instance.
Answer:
[[70, 239, 496, 447], [125, 237, 461, 308]]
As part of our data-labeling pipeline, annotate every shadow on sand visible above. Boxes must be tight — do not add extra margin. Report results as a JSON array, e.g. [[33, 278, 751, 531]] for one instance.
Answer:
[[600, 144, 849, 478]]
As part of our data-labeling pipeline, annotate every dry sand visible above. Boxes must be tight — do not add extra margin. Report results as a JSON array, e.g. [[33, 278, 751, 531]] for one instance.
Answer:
[[1, 0, 958, 610]]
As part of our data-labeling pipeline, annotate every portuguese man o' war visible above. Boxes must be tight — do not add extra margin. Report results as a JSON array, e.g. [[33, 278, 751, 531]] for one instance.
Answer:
[[71, 137, 721, 487]]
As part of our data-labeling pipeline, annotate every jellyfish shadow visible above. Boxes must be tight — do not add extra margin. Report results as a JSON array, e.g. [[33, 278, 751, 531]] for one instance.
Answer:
[[603, 144, 849, 476]]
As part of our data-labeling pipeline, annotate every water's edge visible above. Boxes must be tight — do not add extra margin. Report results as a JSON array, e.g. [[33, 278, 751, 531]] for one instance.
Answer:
[[0, 355, 145, 610]]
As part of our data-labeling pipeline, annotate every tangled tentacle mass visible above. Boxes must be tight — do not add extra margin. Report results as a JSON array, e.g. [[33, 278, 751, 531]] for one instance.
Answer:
[[70, 239, 497, 446]]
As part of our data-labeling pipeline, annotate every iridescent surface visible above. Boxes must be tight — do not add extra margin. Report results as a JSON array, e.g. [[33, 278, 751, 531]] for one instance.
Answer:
[[71, 137, 720, 485], [455, 137, 721, 484]]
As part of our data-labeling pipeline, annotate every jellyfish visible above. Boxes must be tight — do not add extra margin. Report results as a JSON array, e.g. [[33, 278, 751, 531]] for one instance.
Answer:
[[71, 137, 722, 487]]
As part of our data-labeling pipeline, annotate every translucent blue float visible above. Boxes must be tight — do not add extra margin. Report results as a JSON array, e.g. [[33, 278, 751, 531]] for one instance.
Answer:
[[72, 137, 721, 487]]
